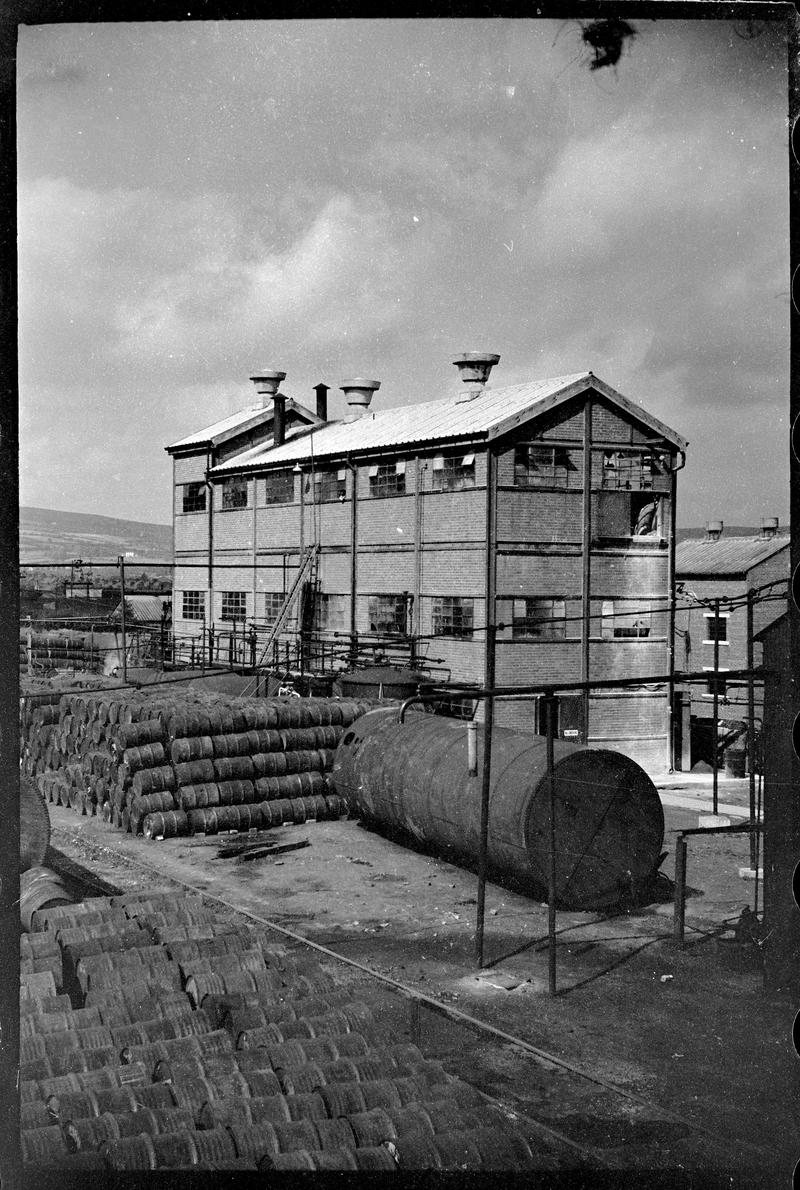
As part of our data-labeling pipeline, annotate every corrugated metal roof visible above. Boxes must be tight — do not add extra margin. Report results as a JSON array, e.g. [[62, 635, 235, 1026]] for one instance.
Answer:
[[676, 533, 790, 577], [111, 594, 171, 623], [167, 405, 265, 451], [210, 373, 601, 473]]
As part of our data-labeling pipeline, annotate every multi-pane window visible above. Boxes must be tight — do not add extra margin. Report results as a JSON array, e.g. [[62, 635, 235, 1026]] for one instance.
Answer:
[[601, 450, 664, 491], [512, 597, 567, 639], [368, 460, 406, 497], [221, 476, 248, 510], [432, 596, 473, 639], [181, 482, 206, 513], [514, 444, 581, 488], [703, 612, 729, 643], [431, 451, 476, 492], [367, 595, 408, 635], [313, 468, 347, 502], [594, 600, 651, 638], [703, 668, 728, 698], [263, 592, 286, 624], [220, 591, 247, 621], [264, 470, 295, 505], [182, 590, 205, 621], [315, 593, 348, 632]]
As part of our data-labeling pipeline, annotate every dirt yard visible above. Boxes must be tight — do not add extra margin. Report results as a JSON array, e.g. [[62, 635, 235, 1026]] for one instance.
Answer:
[[45, 780, 797, 1183]]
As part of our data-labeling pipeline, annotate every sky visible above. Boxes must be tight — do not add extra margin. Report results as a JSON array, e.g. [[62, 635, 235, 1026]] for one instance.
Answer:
[[17, 17, 789, 527]]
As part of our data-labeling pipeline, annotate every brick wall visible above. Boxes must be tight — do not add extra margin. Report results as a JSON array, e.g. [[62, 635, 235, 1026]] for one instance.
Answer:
[[496, 491, 584, 543], [419, 489, 487, 543], [173, 454, 207, 484], [497, 552, 582, 595], [590, 552, 669, 595]]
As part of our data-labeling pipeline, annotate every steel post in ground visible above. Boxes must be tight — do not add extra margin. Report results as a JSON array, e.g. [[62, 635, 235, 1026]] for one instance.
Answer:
[[545, 696, 558, 996], [673, 835, 688, 946], [475, 625, 496, 970], [118, 555, 128, 686]]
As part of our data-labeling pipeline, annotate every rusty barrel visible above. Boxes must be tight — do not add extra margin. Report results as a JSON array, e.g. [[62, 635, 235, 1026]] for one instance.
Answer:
[[332, 707, 665, 910]]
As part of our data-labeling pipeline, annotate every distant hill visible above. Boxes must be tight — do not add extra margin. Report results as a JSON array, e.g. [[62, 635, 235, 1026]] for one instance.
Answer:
[[20, 506, 173, 564]]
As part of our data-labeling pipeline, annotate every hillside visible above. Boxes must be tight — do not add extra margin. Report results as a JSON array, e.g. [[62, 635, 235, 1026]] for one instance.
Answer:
[[20, 506, 173, 564]]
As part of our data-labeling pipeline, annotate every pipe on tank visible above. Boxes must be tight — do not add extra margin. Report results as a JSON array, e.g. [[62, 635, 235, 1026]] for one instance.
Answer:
[[332, 707, 665, 910]]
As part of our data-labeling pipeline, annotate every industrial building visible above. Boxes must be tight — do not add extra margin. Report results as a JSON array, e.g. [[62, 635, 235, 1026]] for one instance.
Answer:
[[673, 520, 789, 767], [166, 355, 687, 770]]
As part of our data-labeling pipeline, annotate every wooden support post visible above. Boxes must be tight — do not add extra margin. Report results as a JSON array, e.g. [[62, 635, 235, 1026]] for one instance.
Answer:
[[746, 588, 757, 868], [118, 555, 128, 685], [712, 598, 720, 816], [545, 695, 558, 996]]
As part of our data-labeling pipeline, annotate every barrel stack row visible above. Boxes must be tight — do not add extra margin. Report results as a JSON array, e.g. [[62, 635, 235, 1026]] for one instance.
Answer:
[[19, 630, 118, 674], [21, 690, 374, 840], [20, 889, 547, 1172]]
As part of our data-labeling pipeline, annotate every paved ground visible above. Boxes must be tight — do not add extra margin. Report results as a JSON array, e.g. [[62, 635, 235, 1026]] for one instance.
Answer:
[[43, 770, 796, 1183]]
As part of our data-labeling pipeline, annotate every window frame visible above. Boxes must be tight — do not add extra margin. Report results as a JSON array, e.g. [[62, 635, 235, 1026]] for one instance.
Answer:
[[511, 596, 568, 640], [368, 461, 407, 498], [263, 470, 296, 506], [702, 666, 730, 698], [432, 596, 474, 639], [513, 443, 581, 489], [315, 593, 349, 632], [263, 592, 286, 624], [312, 468, 347, 503], [220, 591, 247, 622], [181, 482, 207, 514], [181, 590, 205, 621], [430, 450, 477, 492], [220, 476, 249, 511], [367, 594, 409, 636], [702, 611, 729, 644]]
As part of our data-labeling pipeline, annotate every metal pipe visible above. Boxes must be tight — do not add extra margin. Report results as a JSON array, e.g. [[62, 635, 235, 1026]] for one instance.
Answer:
[[746, 588, 757, 868], [467, 720, 478, 775], [673, 834, 687, 946], [348, 458, 358, 666], [712, 598, 720, 815], [118, 555, 128, 685], [545, 695, 557, 995]]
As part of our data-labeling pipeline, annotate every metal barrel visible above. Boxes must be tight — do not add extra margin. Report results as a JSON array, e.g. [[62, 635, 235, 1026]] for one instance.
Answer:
[[170, 735, 214, 765], [20, 868, 73, 934], [332, 707, 665, 910]]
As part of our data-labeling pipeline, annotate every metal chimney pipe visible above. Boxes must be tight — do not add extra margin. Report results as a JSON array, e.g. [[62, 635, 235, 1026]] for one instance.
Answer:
[[314, 383, 329, 422], [273, 395, 286, 447]]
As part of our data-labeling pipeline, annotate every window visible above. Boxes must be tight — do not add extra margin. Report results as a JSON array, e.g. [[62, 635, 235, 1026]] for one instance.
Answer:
[[593, 600, 651, 638], [182, 590, 205, 621], [703, 612, 729, 643], [315, 593, 348, 632], [221, 591, 247, 621], [703, 668, 729, 698], [431, 451, 476, 492], [512, 597, 567, 640], [181, 482, 206, 513], [368, 460, 406, 497], [368, 594, 409, 635], [514, 444, 581, 488], [264, 470, 295, 505], [601, 450, 658, 491], [313, 468, 347, 502], [596, 492, 662, 538], [221, 476, 248, 510], [432, 596, 473, 639], [263, 592, 286, 624]]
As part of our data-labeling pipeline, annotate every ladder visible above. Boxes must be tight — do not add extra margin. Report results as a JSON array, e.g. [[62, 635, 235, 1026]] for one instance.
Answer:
[[254, 544, 320, 668]]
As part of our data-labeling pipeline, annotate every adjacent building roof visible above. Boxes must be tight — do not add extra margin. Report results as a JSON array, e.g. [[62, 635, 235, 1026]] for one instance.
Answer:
[[209, 371, 687, 475], [111, 594, 171, 623], [676, 532, 790, 578], [166, 399, 318, 453]]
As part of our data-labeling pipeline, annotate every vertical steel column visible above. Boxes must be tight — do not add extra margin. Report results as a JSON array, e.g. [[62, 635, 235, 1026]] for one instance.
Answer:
[[746, 587, 757, 868], [545, 695, 558, 996], [580, 400, 593, 737], [476, 445, 497, 969], [666, 461, 679, 770], [348, 459, 358, 667], [712, 598, 720, 815], [673, 835, 687, 946], [26, 617, 32, 676], [118, 555, 128, 686]]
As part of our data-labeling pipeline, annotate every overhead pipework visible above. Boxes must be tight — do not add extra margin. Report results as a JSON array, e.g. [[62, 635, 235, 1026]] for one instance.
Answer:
[[332, 707, 665, 911]]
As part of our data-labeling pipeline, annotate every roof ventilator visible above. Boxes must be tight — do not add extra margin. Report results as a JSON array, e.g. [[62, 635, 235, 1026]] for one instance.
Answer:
[[250, 368, 287, 446], [760, 516, 779, 539], [453, 352, 500, 401], [705, 520, 724, 542], [341, 378, 380, 422]]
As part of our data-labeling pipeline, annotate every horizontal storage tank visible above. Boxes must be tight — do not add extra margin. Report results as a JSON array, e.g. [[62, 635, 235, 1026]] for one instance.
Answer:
[[332, 708, 665, 910]]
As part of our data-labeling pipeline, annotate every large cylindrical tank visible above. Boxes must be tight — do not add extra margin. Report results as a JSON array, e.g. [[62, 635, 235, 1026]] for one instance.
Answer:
[[332, 708, 665, 909]]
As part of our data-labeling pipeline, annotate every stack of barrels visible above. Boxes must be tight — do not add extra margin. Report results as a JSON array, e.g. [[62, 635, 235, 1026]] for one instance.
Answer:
[[20, 889, 546, 1172], [21, 689, 374, 840], [19, 629, 119, 674]]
